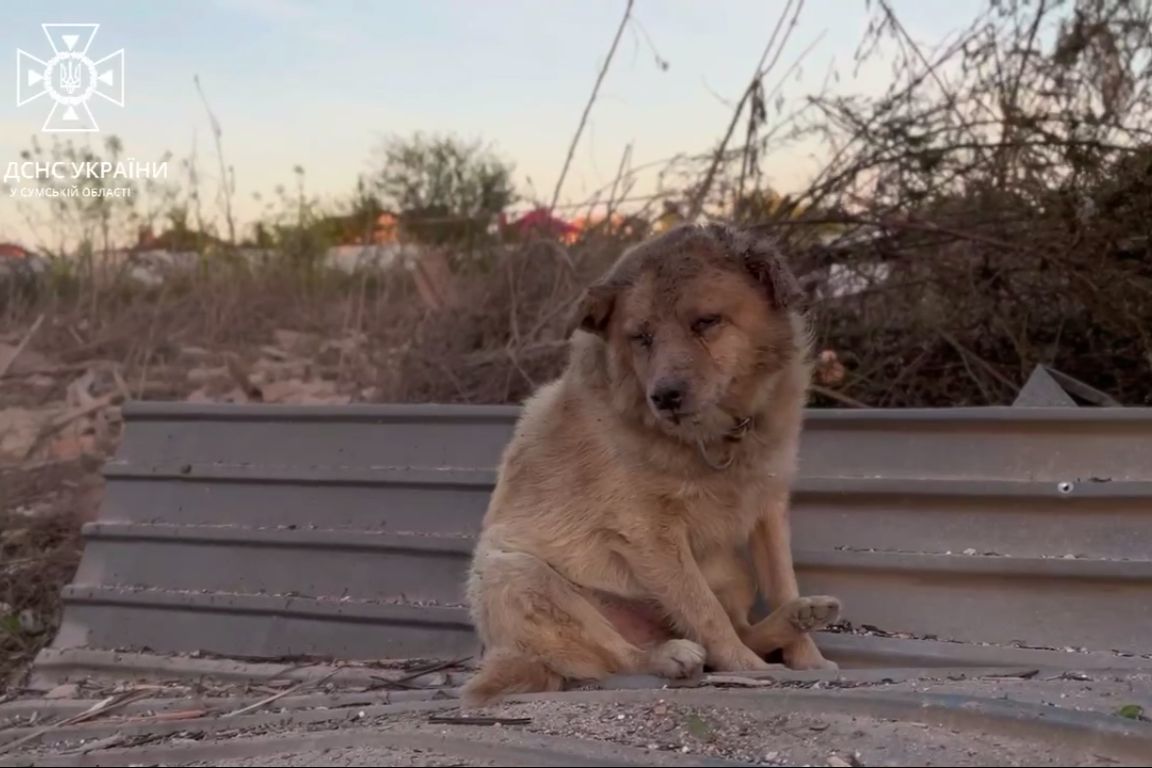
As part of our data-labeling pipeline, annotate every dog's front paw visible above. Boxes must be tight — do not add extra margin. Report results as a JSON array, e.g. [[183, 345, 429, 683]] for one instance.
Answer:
[[648, 639, 706, 679]]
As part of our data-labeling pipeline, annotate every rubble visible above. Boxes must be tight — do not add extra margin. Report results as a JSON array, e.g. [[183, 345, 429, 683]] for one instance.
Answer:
[[0, 322, 385, 686]]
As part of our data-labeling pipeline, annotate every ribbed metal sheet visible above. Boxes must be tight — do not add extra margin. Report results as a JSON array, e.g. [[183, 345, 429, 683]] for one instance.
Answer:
[[44, 402, 1152, 670]]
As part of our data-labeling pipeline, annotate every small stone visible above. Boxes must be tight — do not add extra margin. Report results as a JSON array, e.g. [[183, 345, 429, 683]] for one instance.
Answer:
[[963, 548, 977, 556], [828, 757, 852, 768], [18, 609, 42, 634]]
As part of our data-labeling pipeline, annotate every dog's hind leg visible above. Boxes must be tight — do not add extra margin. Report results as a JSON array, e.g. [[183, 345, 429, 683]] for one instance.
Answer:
[[751, 504, 841, 670], [464, 547, 703, 706], [460, 649, 563, 707], [707, 547, 839, 661], [739, 596, 841, 657]]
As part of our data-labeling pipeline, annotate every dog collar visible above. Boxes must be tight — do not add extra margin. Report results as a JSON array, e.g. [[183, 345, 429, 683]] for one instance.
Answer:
[[696, 415, 753, 470], [724, 416, 753, 443]]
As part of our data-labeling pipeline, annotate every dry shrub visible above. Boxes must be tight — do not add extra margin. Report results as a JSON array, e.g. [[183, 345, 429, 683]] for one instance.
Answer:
[[396, 239, 623, 403]]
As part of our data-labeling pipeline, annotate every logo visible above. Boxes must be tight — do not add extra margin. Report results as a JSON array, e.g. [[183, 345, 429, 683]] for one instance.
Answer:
[[16, 24, 125, 132]]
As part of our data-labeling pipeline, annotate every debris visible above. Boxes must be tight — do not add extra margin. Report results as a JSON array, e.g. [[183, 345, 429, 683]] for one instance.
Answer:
[[368, 656, 471, 690], [221, 669, 339, 718], [704, 674, 777, 688], [121, 708, 214, 724], [60, 733, 125, 755], [0, 314, 45, 378], [0, 690, 151, 756], [0, 407, 54, 459], [225, 354, 261, 401], [44, 683, 81, 700], [684, 713, 714, 740], [187, 366, 229, 385], [258, 379, 350, 405], [427, 715, 531, 726], [984, 669, 1040, 679], [272, 329, 321, 357], [23, 391, 120, 460], [0, 345, 52, 377], [1116, 704, 1146, 721]]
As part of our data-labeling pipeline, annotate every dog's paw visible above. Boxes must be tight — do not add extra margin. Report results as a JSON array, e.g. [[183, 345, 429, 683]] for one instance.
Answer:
[[710, 645, 773, 673], [648, 639, 706, 679], [785, 595, 841, 633], [784, 635, 839, 671]]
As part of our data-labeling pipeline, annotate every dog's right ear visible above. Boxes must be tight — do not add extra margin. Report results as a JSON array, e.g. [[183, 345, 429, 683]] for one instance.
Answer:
[[567, 282, 617, 338]]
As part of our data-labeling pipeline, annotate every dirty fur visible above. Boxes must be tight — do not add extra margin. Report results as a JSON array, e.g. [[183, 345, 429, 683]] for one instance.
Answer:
[[464, 224, 841, 706]]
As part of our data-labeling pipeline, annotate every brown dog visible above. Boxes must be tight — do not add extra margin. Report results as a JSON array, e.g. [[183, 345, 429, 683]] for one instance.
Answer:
[[463, 224, 840, 706]]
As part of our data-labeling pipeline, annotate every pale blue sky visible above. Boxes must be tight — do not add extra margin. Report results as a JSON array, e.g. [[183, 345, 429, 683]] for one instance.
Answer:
[[1, 0, 983, 243]]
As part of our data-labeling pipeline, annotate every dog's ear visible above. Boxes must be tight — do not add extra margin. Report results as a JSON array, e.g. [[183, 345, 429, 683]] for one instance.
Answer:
[[567, 281, 617, 338], [712, 224, 804, 311]]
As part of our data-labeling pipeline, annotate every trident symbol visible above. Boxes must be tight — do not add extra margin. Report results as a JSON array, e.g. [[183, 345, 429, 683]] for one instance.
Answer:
[[16, 23, 126, 132], [58, 58, 83, 94]]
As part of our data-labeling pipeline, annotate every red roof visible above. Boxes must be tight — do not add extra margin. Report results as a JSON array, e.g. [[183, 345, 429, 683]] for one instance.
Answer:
[[509, 208, 577, 237], [0, 243, 33, 260]]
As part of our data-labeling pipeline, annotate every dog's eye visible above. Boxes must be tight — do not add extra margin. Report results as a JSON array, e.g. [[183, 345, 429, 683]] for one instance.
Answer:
[[691, 314, 723, 334], [628, 331, 653, 348]]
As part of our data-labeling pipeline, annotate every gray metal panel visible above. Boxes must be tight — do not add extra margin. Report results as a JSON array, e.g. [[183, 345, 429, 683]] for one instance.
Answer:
[[56, 587, 476, 660], [794, 481, 1152, 560], [115, 402, 518, 470], [76, 525, 473, 604], [43, 401, 1152, 673], [67, 523, 1152, 653], [798, 419, 1152, 481], [98, 469, 1152, 559], [113, 402, 1152, 480], [1014, 365, 1079, 407]]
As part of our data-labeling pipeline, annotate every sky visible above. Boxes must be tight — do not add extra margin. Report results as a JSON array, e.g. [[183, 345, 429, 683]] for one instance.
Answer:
[[0, 0, 985, 245]]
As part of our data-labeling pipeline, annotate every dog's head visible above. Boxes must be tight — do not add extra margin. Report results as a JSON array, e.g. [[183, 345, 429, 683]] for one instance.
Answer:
[[570, 224, 809, 441]]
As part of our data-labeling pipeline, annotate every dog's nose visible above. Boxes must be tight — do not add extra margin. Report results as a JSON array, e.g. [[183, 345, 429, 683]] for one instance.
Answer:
[[650, 382, 685, 412]]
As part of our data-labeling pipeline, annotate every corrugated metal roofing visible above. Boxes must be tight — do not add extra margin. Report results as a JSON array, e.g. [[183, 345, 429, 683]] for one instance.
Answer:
[[42, 402, 1152, 673]]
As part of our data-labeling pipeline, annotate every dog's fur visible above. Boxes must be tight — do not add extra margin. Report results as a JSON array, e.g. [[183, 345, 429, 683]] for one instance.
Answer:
[[463, 224, 840, 706]]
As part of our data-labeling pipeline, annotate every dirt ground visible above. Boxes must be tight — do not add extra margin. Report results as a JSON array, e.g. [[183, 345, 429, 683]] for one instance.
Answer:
[[0, 320, 384, 687], [1, 666, 1150, 766]]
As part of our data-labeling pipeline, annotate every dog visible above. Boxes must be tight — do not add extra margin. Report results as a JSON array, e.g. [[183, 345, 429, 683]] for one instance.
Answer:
[[463, 223, 840, 706]]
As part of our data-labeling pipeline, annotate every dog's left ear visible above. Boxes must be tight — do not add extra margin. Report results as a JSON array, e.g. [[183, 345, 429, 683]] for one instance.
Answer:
[[713, 225, 804, 311]]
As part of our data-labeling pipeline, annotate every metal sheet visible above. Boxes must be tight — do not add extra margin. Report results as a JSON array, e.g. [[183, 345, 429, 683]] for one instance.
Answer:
[[41, 401, 1152, 672]]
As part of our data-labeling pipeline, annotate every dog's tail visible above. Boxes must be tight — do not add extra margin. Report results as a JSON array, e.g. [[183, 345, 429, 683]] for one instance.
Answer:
[[461, 649, 563, 707]]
